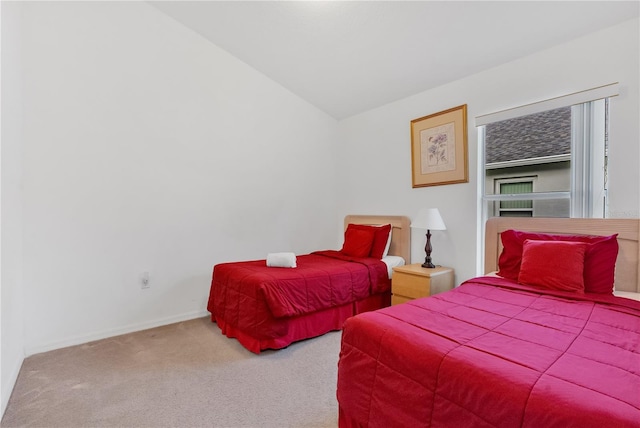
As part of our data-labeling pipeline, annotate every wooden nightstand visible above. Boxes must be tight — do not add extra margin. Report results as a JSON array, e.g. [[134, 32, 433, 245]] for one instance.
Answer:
[[391, 264, 454, 305]]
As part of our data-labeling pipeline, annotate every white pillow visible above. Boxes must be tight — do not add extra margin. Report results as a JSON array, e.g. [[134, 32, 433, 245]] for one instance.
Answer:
[[382, 255, 405, 279], [382, 227, 392, 257]]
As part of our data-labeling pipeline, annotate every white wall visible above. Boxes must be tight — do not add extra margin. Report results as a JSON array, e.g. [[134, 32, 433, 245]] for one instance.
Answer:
[[1, 1, 25, 414], [18, 2, 339, 355], [338, 18, 640, 285]]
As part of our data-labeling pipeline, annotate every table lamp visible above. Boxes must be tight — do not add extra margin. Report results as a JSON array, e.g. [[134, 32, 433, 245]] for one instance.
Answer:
[[411, 208, 446, 268]]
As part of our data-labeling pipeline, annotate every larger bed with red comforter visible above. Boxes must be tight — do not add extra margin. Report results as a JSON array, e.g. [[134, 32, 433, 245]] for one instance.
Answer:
[[337, 217, 640, 427], [337, 276, 640, 427]]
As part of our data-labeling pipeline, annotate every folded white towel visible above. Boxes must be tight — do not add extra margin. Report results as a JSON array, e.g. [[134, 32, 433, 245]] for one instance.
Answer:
[[266, 252, 297, 268]]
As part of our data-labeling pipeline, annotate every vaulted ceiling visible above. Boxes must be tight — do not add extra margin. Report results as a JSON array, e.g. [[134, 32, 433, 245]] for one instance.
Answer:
[[150, 1, 639, 120]]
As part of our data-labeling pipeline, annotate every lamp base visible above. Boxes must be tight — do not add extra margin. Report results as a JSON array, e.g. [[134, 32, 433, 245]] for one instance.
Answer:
[[422, 229, 436, 269]]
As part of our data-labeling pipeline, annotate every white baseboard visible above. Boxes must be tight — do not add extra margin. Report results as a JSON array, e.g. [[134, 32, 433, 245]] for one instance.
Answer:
[[24, 309, 210, 357], [1, 354, 24, 418]]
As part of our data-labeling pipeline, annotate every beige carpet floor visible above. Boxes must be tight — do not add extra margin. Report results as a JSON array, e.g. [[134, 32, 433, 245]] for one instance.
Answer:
[[1, 317, 342, 428]]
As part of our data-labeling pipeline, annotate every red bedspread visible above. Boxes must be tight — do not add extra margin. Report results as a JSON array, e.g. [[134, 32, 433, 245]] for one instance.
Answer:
[[208, 250, 390, 347], [337, 276, 640, 428]]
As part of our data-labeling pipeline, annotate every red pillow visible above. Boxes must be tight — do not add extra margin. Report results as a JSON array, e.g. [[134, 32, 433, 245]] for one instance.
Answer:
[[341, 227, 375, 258], [518, 240, 587, 293], [497, 229, 618, 294], [344, 223, 392, 259]]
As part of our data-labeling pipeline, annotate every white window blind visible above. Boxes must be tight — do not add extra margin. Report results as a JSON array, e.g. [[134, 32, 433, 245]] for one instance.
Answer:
[[475, 83, 619, 126]]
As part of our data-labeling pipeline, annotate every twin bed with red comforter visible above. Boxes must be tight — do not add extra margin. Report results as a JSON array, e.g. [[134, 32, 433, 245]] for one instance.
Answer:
[[337, 217, 640, 427], [207, 215, 410, 353], [208, 250, 391, 353]]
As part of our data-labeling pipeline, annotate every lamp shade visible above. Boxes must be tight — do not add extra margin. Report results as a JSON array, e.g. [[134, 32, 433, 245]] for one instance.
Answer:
[[411, 208, 446, 230]]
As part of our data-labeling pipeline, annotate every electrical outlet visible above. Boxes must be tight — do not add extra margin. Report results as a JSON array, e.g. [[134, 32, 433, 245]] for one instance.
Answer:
[[141, 271, 150, 289]]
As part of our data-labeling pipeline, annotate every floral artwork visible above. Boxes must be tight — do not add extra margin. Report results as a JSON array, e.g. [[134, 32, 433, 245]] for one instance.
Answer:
[[420, 122, 456, 175], [411, 104, 467, 188]]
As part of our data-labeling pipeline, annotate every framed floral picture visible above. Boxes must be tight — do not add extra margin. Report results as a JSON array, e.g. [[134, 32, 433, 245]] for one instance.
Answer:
[[410, 104, 468, 188]]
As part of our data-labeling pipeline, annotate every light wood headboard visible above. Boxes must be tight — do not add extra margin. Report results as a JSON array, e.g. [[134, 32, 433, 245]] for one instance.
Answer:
[[344, 215, 411, 263], [485, 217, 640, 293]]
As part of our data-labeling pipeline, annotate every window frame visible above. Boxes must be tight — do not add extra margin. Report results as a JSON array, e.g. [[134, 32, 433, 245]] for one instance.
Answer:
[[478, 87, 614, 223]]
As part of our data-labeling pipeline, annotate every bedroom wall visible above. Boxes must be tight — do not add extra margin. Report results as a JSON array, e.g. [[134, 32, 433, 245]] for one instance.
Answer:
[[337, 17, 640, 285], [17, 2, 339, 355], [1, 1, 26, 414]]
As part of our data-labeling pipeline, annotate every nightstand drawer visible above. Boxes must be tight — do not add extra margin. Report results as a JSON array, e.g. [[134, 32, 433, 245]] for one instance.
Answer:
[[392, 271, 431, 299], [391, 294, 413, 306]]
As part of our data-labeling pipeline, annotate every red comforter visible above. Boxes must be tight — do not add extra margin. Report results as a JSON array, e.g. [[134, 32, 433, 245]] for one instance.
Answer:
[[337, 276, 640, 428], [208, 250, 390, 341]]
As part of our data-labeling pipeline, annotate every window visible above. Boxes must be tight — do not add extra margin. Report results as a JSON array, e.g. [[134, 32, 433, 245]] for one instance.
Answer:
[[495, 178, 534, 217], [477, 84, 617, 220], [484, 106, 573, 218]]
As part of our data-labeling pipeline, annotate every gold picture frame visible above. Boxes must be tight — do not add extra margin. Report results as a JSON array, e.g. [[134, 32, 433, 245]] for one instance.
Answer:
[[410, 104, 468, 188]]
